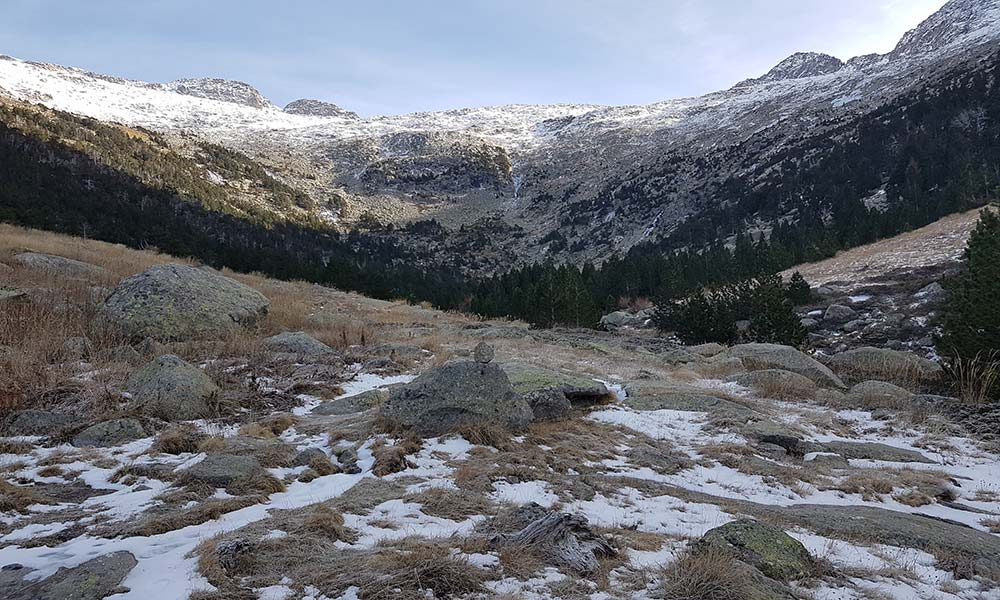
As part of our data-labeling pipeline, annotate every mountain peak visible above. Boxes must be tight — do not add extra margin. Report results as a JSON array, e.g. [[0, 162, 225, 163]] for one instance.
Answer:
[[164, 78, 272, 109], [737, 52, 844, 87], [284, 98, 359, 120], [890, 0, 1000, 59]]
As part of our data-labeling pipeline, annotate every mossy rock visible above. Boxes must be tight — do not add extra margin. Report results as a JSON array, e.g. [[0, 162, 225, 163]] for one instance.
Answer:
[[698, 519, 816, 581], [502, 363, 612, 406], [624, 380, 753, 416]]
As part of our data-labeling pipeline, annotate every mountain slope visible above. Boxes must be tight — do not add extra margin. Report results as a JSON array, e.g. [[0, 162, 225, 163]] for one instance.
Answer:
[[0, 0, 999, 270]]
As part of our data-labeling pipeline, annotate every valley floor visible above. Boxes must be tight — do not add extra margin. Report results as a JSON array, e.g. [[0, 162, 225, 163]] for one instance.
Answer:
[[1, 225, 999, 600]]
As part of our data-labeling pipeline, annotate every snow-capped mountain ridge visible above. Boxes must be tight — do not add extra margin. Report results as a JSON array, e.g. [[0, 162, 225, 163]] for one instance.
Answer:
[[1, 0, 998, 264]]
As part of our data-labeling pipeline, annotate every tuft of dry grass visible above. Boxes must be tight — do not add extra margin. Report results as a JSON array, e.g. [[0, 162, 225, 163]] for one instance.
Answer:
[[981, 517, 1000, 533], [153, 425, 207, 455], [130, 497, 262, 537], [403, 486, 496, 521], [371, 436, 422, 477], [301, 506, 354, 541], [359, 538, 491, 600], [657, 546, 774, 600], [945, 352, 1000, 404], [225, 471, 286, 496], [0, 479, 44, 513]]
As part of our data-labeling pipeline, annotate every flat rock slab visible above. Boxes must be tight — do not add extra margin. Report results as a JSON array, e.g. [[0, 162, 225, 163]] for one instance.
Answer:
[[181, 453, 263, 487], [5, 410, 75, 436], [810, 441, 934, 464], [12, 252, 110, 279], [1, 551, 136, 600], [624, 381, 753, 416], [71, 418, 146, 447], [312, 389, 387, 416], [766, 505, 1000, 579]]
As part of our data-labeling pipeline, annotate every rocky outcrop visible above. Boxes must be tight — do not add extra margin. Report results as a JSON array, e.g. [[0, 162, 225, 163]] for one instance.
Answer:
[[380, 361, 532, 436], [722, 343, 845, 389], [313, 389, 388, 416], [284, 99, 359, 120], [503, 363, 613, 408], [126, 354, 220, 420], [101, 263, 269, 341], [824, 347, 943, 384], [5, 410, 74, 436], [625, 380, 754, 416], [844, 380, 913, 407]]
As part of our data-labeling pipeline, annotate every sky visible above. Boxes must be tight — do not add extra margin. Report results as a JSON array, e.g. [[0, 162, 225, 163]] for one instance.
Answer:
[[1, 0, 949, 117]]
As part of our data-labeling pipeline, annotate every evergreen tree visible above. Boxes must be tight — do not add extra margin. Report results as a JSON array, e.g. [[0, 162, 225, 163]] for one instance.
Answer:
[[747, 273, 807, 346], [938, 208, 1000, 362], [785, 271, 813, 306]]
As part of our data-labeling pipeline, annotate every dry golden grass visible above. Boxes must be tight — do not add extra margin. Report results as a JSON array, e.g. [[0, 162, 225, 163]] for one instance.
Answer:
[[403, 486, 497, 521], [657, 546, 773, 600], [945, 352, 1000, 404], [0, 479, 44, 513], [371, 436, 422, 477], [153, 426, 206, 455], [360, 538, 491, 600], [300, 505, 354, 541], [129, 497, 262, 537], [981, 517, 1000, 533]]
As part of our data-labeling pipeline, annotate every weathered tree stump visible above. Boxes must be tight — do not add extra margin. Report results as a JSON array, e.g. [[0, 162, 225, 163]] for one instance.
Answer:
[[492, 507, 616, 574]]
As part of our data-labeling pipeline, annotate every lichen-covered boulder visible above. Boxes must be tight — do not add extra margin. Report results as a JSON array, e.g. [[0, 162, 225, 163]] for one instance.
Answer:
[[101, 263, 269, 341], [72, 418, 146, 447], [13, 251, 110, 279], [264, 331, 335, 356], [126, 354, 220, 420], [824, 347, 942, 385], [845, 380, 913, 407], [381, 361, 532, 436], [697, 519, 816, 581], [624, 380, 753, 416], [722, 343, 845, 389], [503, 363, 613, 407], [313, 389, 388, 416]]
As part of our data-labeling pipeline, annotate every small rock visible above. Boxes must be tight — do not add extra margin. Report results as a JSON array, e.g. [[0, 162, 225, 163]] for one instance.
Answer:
[[291, 447, 328, 468], [335, 447, 361, 474], [127, 354, 220, 420], [525, 389, 573, 422], [799, 318, 819, 330], [313, 389, 388, 416], [914, 282, 947, 303], [473, 342, 495, 364], [135, 337, 164, 357], [61, 336, 93, 360], [216, 539, 255, 576], [264, 331, 336, 356], [105, 345, 142, 364], [804, 452, 850, 469], [823, 304, 858, 324], [842, 319, 867, 333], [182, 454, 263, 487], [72, 419, 146, 447]]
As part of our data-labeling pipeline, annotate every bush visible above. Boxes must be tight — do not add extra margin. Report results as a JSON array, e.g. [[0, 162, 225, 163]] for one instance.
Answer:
[[785, 271, 813, 305], [655, 273, 805, 346]]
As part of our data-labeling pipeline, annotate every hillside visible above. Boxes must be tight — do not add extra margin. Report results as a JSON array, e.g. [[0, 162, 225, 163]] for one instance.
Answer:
[[1, 0, 999, 270], [1, 225, 999, 599]]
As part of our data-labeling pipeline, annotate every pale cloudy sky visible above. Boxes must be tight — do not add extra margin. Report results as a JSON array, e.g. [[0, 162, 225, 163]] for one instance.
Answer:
[[0, 0, 949, 116]]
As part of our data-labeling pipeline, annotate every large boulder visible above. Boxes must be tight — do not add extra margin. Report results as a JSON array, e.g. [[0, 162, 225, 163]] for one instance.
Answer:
[[72, 418, 146, 447], [722, 343, 845, 389], [1, 551, 137, 600], [12, 251, 109, 279], [380, 361, 532, 436], [824, 347, 942, 385], [101, 263, 269, 341], [126, 354, 220, 420], [730, 369, 818, 400], [264, 331, 335, 356], [599, 311, 649, 331], [844, 380, 913, 407], [697, 519, 816, 581]]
